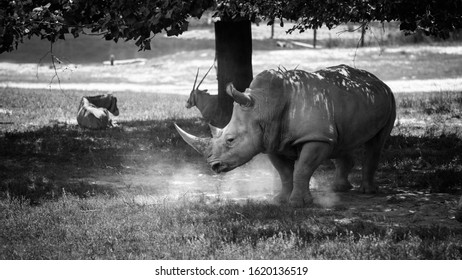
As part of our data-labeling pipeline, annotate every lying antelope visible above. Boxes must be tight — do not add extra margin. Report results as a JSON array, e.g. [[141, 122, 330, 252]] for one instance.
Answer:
[[186, 64, 218, 125], [77, 94, 119, 129]]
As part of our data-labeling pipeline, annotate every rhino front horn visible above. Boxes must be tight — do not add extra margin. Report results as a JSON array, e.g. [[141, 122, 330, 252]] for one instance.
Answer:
[[174, 123, 211, 156], [226, 83, 254, 107]]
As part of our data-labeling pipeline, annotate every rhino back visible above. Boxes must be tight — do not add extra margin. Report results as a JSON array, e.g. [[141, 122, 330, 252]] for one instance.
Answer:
[[317, 65, 395, 152], [251, 65, 395, 154]]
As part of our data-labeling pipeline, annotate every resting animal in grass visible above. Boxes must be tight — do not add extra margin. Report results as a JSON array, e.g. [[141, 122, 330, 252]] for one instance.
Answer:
[[77, 94, 119, 129]]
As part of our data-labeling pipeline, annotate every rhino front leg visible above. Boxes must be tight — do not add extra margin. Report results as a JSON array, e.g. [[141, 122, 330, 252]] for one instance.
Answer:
[[291, 142, 332, 207], [268, 154, 294, 205]]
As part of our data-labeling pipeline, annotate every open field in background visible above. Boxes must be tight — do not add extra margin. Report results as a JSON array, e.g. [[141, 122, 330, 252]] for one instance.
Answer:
[[2, 46, 462, 97], [1, 21, 462, 93], [1, 24, 462, 259], [1, 42, 462, 130]]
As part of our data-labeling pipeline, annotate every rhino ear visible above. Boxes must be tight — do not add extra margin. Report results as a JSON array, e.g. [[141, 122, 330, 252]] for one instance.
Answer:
[[226, 83, 254, 108], [208, 124, 222, 138]]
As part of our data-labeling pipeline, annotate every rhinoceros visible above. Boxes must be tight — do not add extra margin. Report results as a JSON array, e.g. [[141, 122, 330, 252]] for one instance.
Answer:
[[175, 64, 396, 207]]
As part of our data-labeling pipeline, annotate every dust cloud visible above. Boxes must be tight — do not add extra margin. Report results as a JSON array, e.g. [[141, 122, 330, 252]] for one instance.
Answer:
[[310, 176, 341, 208], [168, 154, 277, 203], [126, 152, 341, 208], [125, 154, 277, 206]]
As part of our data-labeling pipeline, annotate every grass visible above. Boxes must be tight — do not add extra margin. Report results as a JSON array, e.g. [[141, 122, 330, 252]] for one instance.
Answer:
[[0, 87, 198, 130], [398, 91, 462, 116], [2, 195, 461, 259], [1, 84, 462, 259]]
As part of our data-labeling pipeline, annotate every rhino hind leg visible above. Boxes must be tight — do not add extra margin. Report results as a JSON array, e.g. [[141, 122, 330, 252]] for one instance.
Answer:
[[359, 120, 394, 194], [268, 154, 294, 205], [332, 153, 355, 192]]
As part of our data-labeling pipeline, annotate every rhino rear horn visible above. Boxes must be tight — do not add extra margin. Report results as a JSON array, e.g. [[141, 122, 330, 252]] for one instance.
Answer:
[[208, 124, 223, 138], [174, 123, 211, 156], [226, 83, 254, 108]]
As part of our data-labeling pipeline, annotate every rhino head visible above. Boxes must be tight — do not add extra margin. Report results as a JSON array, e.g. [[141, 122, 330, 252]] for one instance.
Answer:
[[176, 83, 265, 173]]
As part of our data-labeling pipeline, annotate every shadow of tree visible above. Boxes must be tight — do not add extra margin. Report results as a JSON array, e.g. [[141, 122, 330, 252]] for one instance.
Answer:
[[177, 201, 462, 250], [0, 118, 209, 204], [383, 133, 462, 194], [1, 118, 461, 204]]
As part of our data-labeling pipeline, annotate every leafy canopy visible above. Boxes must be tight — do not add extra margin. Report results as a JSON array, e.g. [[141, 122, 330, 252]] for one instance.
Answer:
[[1, 0, 461, 53]]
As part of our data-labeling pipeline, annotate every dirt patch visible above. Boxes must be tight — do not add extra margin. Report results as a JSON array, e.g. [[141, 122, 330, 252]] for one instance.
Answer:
[[64, 152, 462, 230]]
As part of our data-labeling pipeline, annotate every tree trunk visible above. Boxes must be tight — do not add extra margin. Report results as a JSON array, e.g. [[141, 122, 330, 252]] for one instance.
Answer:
[[213, 20, 253, 128], [313, 28, 317, 49], [360, 24, 366, 47]]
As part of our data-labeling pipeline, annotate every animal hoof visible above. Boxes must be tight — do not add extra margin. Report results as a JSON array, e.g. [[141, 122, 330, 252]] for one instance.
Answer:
[[288, 199, 304, 208], [456, 211, 462, 223], [359, 183, 377, 194], [332, 182, 353, 192], [273, 193, 290, 205], [288, 196, 313, 208]]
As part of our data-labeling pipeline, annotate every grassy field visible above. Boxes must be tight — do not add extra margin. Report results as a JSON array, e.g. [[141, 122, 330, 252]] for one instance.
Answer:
[[1, 84, 462, 259], [1, 28, 462, 259]]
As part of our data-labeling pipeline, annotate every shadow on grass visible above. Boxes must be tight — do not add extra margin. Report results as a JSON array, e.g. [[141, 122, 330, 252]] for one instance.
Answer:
[[179, 201, 462, 258], [383, 133, 462, 194], [0, 118, 209, 204], [1, 118, 461, 204]]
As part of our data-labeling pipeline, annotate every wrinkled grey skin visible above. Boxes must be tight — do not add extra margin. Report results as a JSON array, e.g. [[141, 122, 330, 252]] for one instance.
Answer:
[[176, 64, 396, 207]]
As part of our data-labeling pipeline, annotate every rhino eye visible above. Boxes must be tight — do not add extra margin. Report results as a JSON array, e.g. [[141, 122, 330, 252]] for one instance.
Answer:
[[226, 137, 235, 145]]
